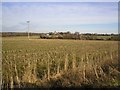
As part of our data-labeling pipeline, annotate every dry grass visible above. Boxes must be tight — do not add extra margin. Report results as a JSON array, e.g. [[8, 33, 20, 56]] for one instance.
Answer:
[[2, 37, 120, 88]]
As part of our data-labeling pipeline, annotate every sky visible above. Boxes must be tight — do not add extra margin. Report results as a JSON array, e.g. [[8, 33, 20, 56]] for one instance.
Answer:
[[2, 0, 120, 2], [2, 2, 118, 34]]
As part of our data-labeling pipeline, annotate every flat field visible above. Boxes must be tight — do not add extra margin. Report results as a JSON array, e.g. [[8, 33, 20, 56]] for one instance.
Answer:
[[2, 37, 120, 88]]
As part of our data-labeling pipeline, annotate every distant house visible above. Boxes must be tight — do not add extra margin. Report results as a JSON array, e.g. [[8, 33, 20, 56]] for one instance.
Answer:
[[46, 34, 49, 36], [54, 31, 57, 35]]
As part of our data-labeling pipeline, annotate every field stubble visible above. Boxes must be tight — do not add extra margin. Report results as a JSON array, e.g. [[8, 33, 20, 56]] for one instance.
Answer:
[[2, 37, 120, 88]]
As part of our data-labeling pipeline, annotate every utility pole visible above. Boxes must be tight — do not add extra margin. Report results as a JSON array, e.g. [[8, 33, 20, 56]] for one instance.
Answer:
[[27, 21, 30, 39]]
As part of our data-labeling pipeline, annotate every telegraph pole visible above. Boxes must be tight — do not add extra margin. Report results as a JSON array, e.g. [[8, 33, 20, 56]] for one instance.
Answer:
[[27, 21, 30, 39]]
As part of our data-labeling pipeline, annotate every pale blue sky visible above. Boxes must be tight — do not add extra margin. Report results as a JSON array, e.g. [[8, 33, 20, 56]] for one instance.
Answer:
[[2, 2, 118, 34], [2, 0, 120, 2]]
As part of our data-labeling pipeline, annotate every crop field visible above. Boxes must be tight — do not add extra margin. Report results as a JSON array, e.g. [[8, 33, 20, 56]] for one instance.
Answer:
[[2, 36, 120, 88]]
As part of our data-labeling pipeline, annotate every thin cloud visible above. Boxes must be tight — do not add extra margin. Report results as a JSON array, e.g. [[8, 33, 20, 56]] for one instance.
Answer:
[[2, 2, 118, 33]]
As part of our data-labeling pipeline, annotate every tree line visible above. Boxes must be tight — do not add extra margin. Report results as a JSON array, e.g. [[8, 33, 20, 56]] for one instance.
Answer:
[[1, 32, 120, 41], [2, 32, 40, 37], [40, 31, 120, 41]]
